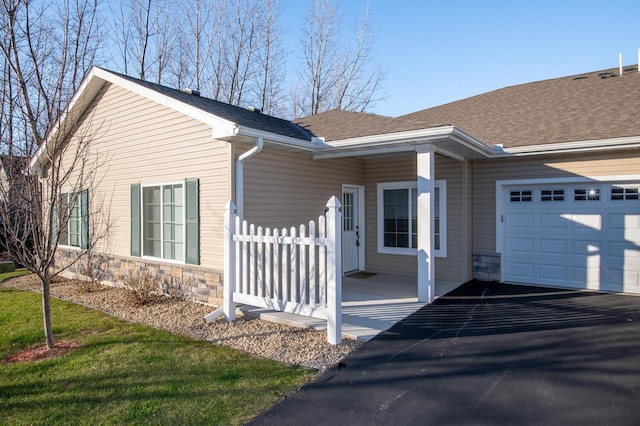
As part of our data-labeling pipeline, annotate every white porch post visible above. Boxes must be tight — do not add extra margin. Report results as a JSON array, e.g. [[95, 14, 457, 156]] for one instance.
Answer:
[[325, 196, 342, 345], [416, 145, 435, 303], [223, 201, 237, 321]]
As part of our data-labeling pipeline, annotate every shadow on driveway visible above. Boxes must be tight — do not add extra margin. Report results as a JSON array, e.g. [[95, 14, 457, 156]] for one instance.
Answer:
[[249, 281, 640, 425]]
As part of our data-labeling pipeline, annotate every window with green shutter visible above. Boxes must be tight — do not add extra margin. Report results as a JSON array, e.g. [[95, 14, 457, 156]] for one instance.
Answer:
[[133, 180, 199, 264]]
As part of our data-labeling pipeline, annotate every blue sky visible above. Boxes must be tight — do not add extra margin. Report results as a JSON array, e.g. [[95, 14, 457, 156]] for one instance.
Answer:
[[280, 0, 640, 117]]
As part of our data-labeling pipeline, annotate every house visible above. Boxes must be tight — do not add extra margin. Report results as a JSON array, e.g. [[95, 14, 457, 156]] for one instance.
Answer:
[[30, 65, 640, 309]]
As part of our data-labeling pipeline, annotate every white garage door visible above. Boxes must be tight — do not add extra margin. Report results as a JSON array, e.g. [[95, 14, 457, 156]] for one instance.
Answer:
[[502, 182, 640, 294]]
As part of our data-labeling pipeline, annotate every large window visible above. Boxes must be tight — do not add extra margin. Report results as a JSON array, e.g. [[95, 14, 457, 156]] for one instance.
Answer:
[[131, 179, 199, 265], [377, 181, 446, 257], [59, 190, 88, 249], [142, 183, 184, 261]]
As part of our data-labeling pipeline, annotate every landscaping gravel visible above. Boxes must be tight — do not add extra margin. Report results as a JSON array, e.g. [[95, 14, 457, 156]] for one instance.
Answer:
[[3, 275, 361, 371]]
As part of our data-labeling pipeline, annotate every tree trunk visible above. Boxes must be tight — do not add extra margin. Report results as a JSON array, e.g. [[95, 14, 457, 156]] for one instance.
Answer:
[[41, 276, 55, 349]]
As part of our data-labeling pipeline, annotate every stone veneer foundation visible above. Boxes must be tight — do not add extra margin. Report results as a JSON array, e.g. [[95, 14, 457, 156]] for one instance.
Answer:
[[473, 253, 501, 282], [56, 249, 223, 306]]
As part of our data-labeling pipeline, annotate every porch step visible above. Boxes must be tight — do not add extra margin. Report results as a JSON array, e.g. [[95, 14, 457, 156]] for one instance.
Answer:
[[239, 299, 427, 342]]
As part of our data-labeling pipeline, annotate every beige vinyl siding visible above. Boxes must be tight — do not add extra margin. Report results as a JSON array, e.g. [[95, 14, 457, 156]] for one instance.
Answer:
[[243, 147, 364, 228], [364, 153, 467, 283], [61, 82, 230, 270], [473, 149, 640, 255], [0, 168, 7, 201]]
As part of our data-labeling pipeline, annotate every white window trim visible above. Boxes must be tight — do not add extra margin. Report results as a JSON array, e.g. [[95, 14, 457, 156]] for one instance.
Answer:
[[141, 181, 187, 264], [377, 180, 446, 257], [59, 191, 86, 250]]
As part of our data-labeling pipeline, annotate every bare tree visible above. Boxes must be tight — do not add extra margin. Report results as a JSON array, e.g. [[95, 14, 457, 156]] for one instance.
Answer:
[[0, 0, 109, 350], [253, 0, 287, 116], [152, 0, 176, 84], [296, 0, 341, 116], [174, 0, 215, 92], [333, 4, 385, 112], [112, 0, 158, 81], [220, 0, 260, 106], [295, 0, 384, 116]]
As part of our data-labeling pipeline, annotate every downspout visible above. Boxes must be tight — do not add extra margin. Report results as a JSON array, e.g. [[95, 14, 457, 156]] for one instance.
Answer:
[[235, 136, 263, 218]]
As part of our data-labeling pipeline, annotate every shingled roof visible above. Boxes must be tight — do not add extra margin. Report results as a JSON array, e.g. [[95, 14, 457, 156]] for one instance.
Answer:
[[400, 65, 640, 148], [101, 68, 314, 142], [294, 109, 410, 141]]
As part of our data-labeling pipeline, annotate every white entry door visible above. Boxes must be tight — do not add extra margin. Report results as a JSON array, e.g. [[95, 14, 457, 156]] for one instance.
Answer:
[[342, 187, 360, 273]]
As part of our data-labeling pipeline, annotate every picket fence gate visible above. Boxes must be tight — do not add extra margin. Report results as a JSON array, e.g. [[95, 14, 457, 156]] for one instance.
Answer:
[[223, 197, 342, 344]]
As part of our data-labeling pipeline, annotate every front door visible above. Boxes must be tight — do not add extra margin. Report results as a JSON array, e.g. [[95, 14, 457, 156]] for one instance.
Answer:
[[342, 186, 360, 273]]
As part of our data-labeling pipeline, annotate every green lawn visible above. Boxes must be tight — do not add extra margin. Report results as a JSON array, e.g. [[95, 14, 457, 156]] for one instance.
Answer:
[[0, 283, 314, 425]]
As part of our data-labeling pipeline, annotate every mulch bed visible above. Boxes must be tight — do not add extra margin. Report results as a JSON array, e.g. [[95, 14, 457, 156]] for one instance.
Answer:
[[4, 341, 83, 364]]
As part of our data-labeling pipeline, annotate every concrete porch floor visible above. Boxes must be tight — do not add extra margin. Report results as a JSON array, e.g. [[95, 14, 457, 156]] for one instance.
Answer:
[[241, 274, 462, 341]]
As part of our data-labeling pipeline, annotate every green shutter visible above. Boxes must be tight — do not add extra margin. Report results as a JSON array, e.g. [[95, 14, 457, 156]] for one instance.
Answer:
[[185, 179, 199, 265], [80, 190, 89, 249], [52, 194, 61, 247], [131, 184, 141, 257], [59, 194, 69, 246]]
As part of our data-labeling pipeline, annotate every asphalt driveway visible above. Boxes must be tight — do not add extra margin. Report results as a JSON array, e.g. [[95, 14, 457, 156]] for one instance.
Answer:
[[249, 281, 640, 425]]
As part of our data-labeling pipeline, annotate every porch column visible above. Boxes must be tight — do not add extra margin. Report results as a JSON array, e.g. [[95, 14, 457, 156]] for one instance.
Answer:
[[416, 145, 435, 303]]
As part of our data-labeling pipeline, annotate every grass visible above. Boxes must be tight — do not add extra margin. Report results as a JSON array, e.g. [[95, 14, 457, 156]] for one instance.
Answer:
[[0, 283, 315, 425]]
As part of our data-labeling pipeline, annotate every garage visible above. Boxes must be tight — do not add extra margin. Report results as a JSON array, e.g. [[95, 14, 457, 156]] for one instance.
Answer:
[[501, 180, 640, 294]]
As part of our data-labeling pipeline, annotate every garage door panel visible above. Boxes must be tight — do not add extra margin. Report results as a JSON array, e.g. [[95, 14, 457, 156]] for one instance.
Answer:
[[607, 242, 640, 258], [508, 212, 535, 228], [505, 261, 535, 280], [608, 214, 640, 230], [609, 214, 629, 229], [539, 213, 567, 228], [538, 264, 567, 282], [571, 240, 602, 256], [568, 214, 602, 231], [539, 239, 567, 255], [570, 266, 600, 289], [507, 237, 535, 254]]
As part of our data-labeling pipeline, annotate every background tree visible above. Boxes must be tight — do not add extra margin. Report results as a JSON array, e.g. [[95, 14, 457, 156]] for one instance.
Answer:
[[332, 4, 384, 112], [296, 0, 341, 116], [294, 0, 384, 116], [107, 0, 383, 117], [0, 0, 109, 350], [252, 0, 287, 116]]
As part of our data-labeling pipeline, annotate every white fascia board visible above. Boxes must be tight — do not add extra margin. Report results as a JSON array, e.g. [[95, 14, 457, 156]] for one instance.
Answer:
[[312, 126, 494, 160], [497, 135, 640, 157], [314, 144, 416, 160], [449, 128, 496, 157], [236, 126, 314, 151], [324, 126, 458, 147]]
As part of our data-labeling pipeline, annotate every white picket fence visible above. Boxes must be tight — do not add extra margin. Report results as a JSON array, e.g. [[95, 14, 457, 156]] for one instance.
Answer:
[[223, 197, 342, 344]]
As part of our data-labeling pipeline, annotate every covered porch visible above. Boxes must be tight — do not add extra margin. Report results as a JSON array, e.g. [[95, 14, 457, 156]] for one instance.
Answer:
[[242, 274, 461, 341]]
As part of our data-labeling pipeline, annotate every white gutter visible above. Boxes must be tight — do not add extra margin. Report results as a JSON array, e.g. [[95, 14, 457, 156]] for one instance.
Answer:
[[312, 126, 494, 160], [235, 136, 264, 218], [496, 135, 640, 157], [236, 126, 315, 151]]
